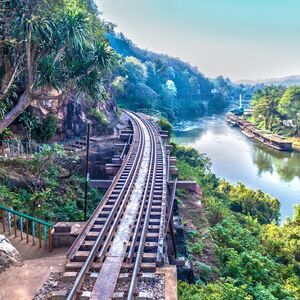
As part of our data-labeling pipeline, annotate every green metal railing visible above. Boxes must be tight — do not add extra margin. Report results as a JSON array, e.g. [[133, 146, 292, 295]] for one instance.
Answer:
[[0, 140, 39, 158], [0, 138, 85, 159], [0, 204, 53, 251]]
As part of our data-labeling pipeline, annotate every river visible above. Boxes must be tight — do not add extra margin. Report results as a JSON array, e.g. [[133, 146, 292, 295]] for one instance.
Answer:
[[173, 114, 300, 221]]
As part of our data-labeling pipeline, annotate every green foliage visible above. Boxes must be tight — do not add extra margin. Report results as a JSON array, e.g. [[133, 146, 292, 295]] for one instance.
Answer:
[[251, 86, 300, 137], [208, 93, 226, 113], [109, 33, 259, 121], [109, 32, 264, 121], [20, 112, 58, 143], [187, 241, 204, 256], [0, 145, 103, 222], [260, 206, 300, 266], [0, 0, 118, 134], [217, 180, 280, 224], [171, 143, 212, 170], [173, 143, 300, 299], [278, 86, 300, 134], [196, 262, 214, 283], [89, 108, 109, 127], [19, 112, 38, 142], [159, 117, 172, 135], [0, 128, 13, 140], [178, 280, 252, 300], [251, 86, 284, 130], [32, 115, 58, 143]]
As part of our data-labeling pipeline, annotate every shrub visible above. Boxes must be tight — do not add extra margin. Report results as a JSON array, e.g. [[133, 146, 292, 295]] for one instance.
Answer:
[[159, 117, 172, 135], [89, 108, 109, 127], [188, 241, 204, 255], [20, 111, 38, 141], [196, 262, 214, 283], [32, 115, 58, 143], [0, 128, 13, 140]]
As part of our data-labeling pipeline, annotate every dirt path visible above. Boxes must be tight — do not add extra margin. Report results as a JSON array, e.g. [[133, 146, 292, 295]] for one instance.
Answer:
[[0, 236, 67, 300]]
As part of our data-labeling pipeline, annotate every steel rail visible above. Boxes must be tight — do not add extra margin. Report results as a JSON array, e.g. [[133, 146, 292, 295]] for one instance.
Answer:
[[89, 111, 159, 300], [66, 116, 145, 300], [126, 119, 156, 261], [95, 126, 146, 261], [67, 115, 141, 260], [126, 115, 158, 300], [67, 131, 135, 260]]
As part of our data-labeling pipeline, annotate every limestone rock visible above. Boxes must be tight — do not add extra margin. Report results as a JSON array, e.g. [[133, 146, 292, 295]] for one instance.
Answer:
[[0, 234, 22, 271]]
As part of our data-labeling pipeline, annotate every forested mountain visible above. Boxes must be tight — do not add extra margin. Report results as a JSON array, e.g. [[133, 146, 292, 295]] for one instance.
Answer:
[[107, 31, 257, 121]]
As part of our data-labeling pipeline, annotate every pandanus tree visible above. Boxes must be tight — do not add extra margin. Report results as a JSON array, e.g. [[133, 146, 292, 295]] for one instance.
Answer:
[[0, 0, 117, 134]]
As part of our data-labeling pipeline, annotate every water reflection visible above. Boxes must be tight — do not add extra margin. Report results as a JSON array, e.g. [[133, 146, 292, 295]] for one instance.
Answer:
[[252, 143, 300, 182], [173, 115, 300, 220]]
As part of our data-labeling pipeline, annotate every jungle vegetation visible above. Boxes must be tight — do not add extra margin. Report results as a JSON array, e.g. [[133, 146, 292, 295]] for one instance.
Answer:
[[251, 86, 300, 137], [108, 31, 259, 121], [0, 145, 104, 222], [0, 0, 117, 135], [173, 144, 300, 299], [0, 2, 299, 299]]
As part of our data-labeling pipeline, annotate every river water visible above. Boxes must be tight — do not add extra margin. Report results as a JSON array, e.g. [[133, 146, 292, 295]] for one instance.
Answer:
[[173, 114, 300, 221]]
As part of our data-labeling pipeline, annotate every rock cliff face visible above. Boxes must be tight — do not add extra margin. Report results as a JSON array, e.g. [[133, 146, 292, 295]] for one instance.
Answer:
[[30, 92, 118, 139], [0, 234, 22, 272]]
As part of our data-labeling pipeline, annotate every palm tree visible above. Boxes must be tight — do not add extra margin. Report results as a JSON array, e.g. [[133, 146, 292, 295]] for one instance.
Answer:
[[0, 0, 117, 134]]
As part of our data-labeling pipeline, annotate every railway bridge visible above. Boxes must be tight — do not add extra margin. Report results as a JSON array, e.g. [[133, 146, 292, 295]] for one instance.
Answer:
[[60, 111, 182, 300]]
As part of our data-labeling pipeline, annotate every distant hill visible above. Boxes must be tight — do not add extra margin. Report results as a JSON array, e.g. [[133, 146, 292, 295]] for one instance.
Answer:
[[107, 31, 257, 120], [236, 75, 300, 86]]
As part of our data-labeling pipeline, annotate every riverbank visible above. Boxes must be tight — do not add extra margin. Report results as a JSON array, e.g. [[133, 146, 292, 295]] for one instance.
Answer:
[[226, 114, 293, 151], [173, 115, 300, 221], [173, 143, 300, 300]]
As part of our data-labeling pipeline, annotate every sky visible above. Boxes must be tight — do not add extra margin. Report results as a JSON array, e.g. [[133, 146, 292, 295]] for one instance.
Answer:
[[95, 0, 300, 81]]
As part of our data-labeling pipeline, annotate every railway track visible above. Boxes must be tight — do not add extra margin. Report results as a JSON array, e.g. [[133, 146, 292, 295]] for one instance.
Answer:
[[64, 111, 168, 300]]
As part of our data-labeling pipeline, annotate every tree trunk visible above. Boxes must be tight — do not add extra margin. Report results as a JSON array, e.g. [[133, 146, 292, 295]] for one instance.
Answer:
[[0, 90, 31, 134]]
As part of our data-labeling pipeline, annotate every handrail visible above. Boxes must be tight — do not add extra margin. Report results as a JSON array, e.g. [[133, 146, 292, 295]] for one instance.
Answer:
[[0, 204, 52, 227], [0, 204, 53, 251], [0, 138, 85, 159]]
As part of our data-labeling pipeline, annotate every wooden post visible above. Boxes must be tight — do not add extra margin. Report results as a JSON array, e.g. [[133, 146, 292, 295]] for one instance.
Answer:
[[20, 217, 23, 240], [26, 219, 29, 243], [1, 210, 5, 232], [32, 222, 35, 245], [38, 224, 42, 248], [48, 228, 52, 252], [13, 214, 17, 237]]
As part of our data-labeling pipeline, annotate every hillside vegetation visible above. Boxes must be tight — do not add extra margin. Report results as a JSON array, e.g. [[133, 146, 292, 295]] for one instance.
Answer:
[[0, 145, 103, 222], [0, 0, 117, 137], [108, 31, 258, 121], [173, 144, 300, 299], [251, 86, 300, 137]]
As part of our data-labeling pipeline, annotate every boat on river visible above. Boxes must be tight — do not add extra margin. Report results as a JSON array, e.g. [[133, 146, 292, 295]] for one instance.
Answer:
[[226, 114, 293, 151], [226, 114, 239, 127], [241, 130, 254, 138]]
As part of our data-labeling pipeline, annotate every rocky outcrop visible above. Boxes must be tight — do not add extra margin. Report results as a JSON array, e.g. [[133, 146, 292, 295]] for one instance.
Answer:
[[30, 91, 118, 139], [0, 235, 22, 272]]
